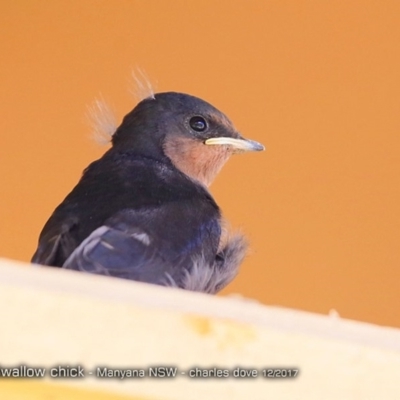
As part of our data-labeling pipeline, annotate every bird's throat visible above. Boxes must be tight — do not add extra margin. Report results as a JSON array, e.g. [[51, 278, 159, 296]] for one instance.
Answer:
[[163, 136, 231, 187]]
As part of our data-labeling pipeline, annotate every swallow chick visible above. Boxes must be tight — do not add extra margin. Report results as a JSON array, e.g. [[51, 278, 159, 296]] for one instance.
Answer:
[[32, 92, 264, 294]]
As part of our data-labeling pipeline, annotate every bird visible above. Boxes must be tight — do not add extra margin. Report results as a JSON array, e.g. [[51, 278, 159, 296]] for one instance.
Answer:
[[31, 92, 264, 294]]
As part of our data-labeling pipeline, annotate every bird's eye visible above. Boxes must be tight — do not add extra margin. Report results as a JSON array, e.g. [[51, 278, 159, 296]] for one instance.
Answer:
[[189, 116, 207, 132]]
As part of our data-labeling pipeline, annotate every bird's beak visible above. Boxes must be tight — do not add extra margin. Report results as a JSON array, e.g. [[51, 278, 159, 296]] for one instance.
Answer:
[[205, 136, 265, 152]]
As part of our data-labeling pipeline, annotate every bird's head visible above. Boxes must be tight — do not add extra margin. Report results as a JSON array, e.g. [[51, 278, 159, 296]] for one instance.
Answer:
[[112, 92, 264, 187]]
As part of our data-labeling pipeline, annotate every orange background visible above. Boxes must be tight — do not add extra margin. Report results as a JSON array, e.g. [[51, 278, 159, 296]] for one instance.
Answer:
[[1, 1, 399, 328]]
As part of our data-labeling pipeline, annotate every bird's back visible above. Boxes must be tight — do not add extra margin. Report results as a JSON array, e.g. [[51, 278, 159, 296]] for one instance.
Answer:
[[32, 149, 222, 285]]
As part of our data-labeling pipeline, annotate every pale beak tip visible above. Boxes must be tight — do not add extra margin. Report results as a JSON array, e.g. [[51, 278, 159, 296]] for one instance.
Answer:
[[250, 141, 265, 152]]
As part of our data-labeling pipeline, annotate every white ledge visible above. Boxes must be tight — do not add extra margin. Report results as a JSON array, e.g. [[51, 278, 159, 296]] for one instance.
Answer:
[[1, 257, 399, 400]]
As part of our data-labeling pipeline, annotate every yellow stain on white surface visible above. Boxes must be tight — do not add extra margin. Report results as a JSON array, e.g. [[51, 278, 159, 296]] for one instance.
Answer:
[[184, 315, 257, 351]]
